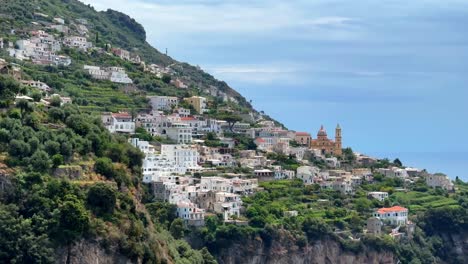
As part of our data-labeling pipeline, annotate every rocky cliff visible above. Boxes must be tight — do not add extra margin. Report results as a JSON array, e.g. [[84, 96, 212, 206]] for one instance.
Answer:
[[438, 231, 468, 264], [55, 240, 134, 264], [215, 237, 395, 264]]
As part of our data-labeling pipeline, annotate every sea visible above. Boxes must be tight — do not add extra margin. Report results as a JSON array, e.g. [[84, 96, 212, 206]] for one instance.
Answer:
[[369, 152, 468, 181]]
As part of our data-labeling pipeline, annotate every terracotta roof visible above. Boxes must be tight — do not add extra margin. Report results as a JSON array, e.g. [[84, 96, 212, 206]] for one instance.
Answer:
[[296, 132, 311, 136], [255, 138, 265, 143], [377, 206, 408, 214], [180, 117, 196, 121], [112, 112, 132, 118]]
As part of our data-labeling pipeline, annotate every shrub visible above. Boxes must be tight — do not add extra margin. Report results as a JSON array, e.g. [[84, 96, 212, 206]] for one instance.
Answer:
[[30, 150, 51, 173], [87, 183, 117, 216], [94, 157, 115, 179]]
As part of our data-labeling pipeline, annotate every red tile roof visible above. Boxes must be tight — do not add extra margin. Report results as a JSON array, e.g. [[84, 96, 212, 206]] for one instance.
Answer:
[[296, 132, 311, 136], [377, 206, 408, 214], [180, 117, 196, 121], [255, 138, 265, 143], [112, 112, 132, 118]]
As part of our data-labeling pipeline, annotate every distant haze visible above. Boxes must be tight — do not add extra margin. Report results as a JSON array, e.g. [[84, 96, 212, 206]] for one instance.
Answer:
[[81, 0, 468, 179]]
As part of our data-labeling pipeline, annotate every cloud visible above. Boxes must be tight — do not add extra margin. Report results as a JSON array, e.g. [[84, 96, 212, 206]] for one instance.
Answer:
[[80, 0, 356, 35], [305, 16, 355, 27], [205, 64, 305, 85]]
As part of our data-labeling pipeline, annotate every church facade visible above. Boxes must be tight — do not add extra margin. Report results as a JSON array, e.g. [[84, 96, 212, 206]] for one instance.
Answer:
[[310, 125, 342, 156]]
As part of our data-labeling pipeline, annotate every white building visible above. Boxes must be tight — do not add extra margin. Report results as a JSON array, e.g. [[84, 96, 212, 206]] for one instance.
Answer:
[[213, 192, 242, 221], [296, 166, 320, 185], [129, 138, 155, 154], [21, 80, 52, 92], [63, 36, 92, 50], [368, 191, 389, 202], [373, 206, 408, 225], [142, 155, 181, 183], [176, 108, 191, 117], [176, 201, 205, 226], [83, 65, 132, 83], [274, 168, 296, 180], [101, 112, 135, 134], [161, 144, 200, 171], [200, 177, 233, 193], [108, 67, 133, 84], [166, 123, 193, 144], [84, 65, 109, 80], [54, 55, 71, 66], [147, 96, 179, 111], [53, 17, 65, 24], [377, 167, 409, 178]]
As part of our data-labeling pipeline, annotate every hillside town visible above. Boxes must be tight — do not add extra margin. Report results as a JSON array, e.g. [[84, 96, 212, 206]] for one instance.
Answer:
[[0, 12, 456, 242], [100, 98, 454, 241]]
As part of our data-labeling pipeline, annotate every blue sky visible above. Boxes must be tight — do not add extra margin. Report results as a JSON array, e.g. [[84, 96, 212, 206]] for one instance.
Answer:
[[81, 0, 468, 177]]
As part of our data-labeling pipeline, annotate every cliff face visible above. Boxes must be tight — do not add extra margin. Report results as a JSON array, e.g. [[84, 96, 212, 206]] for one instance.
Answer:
[[55, 240, 133, 264], [215, 237, 396, 264], [439, 231, 468, 264]]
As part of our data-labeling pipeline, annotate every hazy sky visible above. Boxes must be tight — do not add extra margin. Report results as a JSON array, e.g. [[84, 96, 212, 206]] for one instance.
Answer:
[[80, 0, 468, 160]]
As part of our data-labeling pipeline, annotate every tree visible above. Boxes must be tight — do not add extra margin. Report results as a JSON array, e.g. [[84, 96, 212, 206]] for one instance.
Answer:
[[30, 150, 51, 173], [170, 218, 185, 239], [31, 91, 42, 102], [393, 158, 403, 167], [44, 140, 61, 156], [65, 114, 90, 136], [87, 183, 117, 216], [200, 247, 217, 264], [49, 96, 62, 107], [0, 75, 20, 107], [146, 202, 177, 228], [342, 147, 356, 162], [52, 154, 64, 168], [217, 112, 242, 132], [55, 199, 89, 244], [48, 107, 65, 122], [302, 217, 331, 239], [8, 139, 31, 158], [16, 99, 33, 115], [354, 197, 372, 213], [94, 157, 115, 179], [162, 74, 171, 84], [0, 204, 54, 263]]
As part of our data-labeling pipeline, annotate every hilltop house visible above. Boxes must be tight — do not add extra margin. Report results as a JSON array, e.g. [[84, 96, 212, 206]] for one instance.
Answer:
[[176, 201, 205, 227], [373, 206, 408, 225], [295, 132, 311, 146], [425, 173, 454, 191], [368, 191, 389, 201], [147, 96, 179, 111], [166, 123, 193, 144], [21, 80, 52, 92], [377, 167, 408, 178], [63, 36, 92, 50], [101, 112, 135, 134], [184, 96, 207, 114], [84, 65, 132, 84]]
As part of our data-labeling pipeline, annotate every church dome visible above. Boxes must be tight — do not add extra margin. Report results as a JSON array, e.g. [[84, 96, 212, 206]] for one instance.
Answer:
[[317, 125, 327, 137]]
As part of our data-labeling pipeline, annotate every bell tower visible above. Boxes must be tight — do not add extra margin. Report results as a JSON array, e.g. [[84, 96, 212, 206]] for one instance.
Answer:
[[335, 124, 342, 156]]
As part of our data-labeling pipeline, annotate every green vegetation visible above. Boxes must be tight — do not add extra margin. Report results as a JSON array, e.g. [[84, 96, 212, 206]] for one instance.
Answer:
[[0, 1, 467, 263], [0, 79, 216, 262]]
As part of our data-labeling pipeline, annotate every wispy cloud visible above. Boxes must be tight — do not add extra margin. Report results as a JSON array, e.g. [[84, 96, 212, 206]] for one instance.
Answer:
[[205, 63, 306, 85], [80, 0, 357, 37]]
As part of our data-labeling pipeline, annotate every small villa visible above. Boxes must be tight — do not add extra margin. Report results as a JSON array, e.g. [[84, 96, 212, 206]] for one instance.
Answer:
[[373, 206, 408, 225]]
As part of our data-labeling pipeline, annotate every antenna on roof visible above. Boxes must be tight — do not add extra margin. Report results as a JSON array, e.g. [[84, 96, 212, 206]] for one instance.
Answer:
[[165, 48, 168, 56]]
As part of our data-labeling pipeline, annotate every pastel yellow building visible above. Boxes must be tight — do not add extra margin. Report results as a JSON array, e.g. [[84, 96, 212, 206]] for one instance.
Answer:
[[184, 96, 207, 114], [310, 125, 342, 156]]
